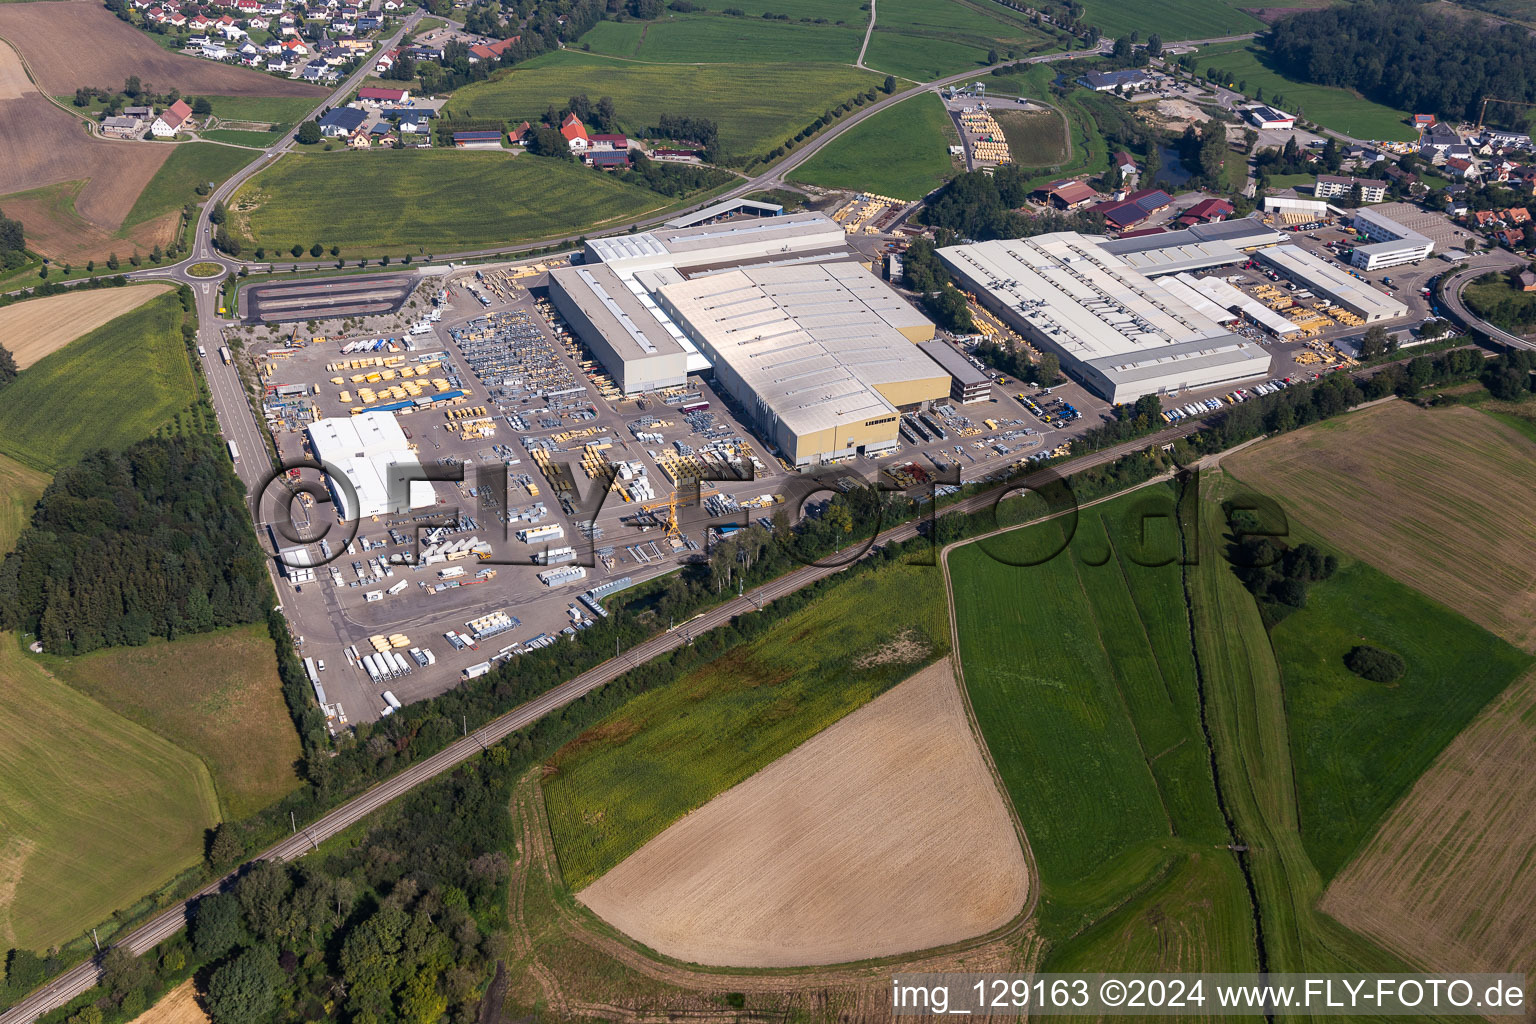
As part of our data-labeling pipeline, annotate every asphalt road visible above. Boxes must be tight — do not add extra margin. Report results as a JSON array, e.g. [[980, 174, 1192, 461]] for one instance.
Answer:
[[1438, 252, 1536, 352]]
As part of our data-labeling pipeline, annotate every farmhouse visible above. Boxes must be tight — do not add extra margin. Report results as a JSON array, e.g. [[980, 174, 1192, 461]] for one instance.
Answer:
[[561, 113, 589, 151], [151, 99, 193, 138], [317, 107, 367, 137], [508, 120, 531, 145], [101, 115, 144, 139], [938, 233, 1273, 402]]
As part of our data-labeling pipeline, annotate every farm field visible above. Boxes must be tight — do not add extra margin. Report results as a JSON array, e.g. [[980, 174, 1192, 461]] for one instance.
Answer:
[[1223, 401, 1536, 652], [0, 638, 218, 952], [543, 561, 950, 891], [0, 454, 47, 554], [0, 41, 172, 261], [994, 107, 1070, 167], [658, 0, 865, 16], [199, 94, 317, 127], [230, 150, 698, 255], [1270, 558, 1533, 880], [122, 142, 254, 231], [983, 63, 1115, 186], [578, 661, 1027, 966], [789, 93, 956, 200], [123, 981, 209, 1024], [1321, 668, 1536, 980], [0, 288, 197, 471], [445, 52, 882, 161], [0, 282, 172, 368], [46, 624, 303, 820], [580, 14, 863, 64], [862, 0, 1057, 81], [1080, 0, 1262, 41], [1194, 41, 1417, 141], [947, 486, 1243, 951], [0, 0, 324, 96]]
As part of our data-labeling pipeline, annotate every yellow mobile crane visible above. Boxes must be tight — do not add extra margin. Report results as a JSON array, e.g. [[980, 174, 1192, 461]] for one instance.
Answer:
[[1476, 96, 1536, 131]]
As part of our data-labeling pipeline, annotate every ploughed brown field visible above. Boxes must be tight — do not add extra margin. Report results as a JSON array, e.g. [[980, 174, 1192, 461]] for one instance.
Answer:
[[577, 660, 1030, 967], [0, 41, 171, 260], [1321, 668, 1536, 983], [1224, 401, 1536, 652], [0, 283, 173, 368], [122, 981, 209, 1024], [0, 0, 324, 97]]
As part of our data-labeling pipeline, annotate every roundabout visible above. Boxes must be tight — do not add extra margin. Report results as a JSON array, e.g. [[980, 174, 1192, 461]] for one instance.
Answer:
[[186, 261, 226, 278]]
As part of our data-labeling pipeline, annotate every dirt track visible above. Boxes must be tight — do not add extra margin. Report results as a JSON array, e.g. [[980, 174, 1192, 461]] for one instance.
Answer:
[[0, 0, 324, 96], [0, 41, 170, 260], [577, 660, 1030, 968], [0, 284, 172, 368], [1322, 668, 1536, 989]]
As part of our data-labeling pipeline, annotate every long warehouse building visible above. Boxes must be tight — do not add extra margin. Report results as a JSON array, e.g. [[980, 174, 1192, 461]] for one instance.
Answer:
[[654, 262, 949, 465], [939, 233, 1272, 403], [1255, 244, 1408, 321]]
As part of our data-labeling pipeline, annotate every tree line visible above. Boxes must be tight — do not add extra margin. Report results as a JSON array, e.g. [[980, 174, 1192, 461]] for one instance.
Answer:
[[1266, 1, 1536, 124], [0, 206, 25, 272], [0, 433, 271, 655]]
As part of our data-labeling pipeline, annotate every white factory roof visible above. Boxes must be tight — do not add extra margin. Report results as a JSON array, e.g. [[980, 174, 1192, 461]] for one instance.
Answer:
[[1152, 274, 1238, 323], [665, 198, 784, 228], [939, 233, 1270, 392], [1256, 245, 1408, 320], [1096, 219, 1285, 276], [657, 262, 939, 437], [1175, 273, 1301, 336], [308, 410, 434, 520], [548, 264, 684, 362], [651, 211, 845, 260]]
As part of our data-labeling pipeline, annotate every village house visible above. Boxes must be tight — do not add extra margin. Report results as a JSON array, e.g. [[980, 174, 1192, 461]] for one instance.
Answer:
[[560, 112, 589, 151]]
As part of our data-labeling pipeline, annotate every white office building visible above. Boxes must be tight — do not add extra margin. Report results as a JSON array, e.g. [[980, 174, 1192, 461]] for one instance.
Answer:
[[1350, 206, 1435, 270], [938, 233, 1271, 403], [307, 411, 437, 521]]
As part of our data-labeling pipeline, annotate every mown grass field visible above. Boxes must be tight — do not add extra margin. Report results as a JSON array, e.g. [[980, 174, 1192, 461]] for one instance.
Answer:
[[580, 13, 863, 64], [0, 289, 197, 472], [122, 142, 253, 230], [1194, 41, 1416, 142], [0, 453, 47, 554], [949, 486, 1245, 953], [1269, 551, 1533, 883], [1080, 0, 1263, 41], [445, 51, 882, 159], [46, 624, 303, 820], [994, 106, 1069, 167], [543, 562, 951, 891], [230, 150, 691, 256], [862, 0, 1056, 81], [789, 92, 956, 200], [0, 637, 219, 952], [200, 94, 316, 127], [665, 0, 865, 16]]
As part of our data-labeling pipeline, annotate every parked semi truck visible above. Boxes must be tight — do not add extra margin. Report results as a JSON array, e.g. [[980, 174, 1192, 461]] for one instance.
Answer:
[[227, 440, 239, 461], [219, 346, 231, 364]]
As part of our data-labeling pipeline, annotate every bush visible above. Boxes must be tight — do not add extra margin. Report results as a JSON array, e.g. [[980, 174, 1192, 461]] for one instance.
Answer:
[[1344, 644, 1405, 683]]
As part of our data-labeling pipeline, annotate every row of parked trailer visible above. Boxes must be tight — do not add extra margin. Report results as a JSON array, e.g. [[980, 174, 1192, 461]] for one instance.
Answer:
[[361, 648, 414, 685]]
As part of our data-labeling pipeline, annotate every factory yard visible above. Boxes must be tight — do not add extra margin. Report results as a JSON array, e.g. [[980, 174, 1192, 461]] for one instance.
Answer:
[[0, 284, 174, 369], [576, 660, 1029, 967]]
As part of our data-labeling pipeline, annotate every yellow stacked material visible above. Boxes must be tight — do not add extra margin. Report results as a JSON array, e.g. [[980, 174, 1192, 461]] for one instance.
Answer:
[[389, 634, 410, 648], [330, 376, 344, 385], [369, 635, 390, 652], [339, 390, 352, 403]]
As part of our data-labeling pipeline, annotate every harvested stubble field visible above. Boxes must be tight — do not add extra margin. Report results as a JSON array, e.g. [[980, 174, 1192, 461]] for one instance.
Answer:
[[0, 42, 171, 260], [0, 283, 172, 368], [994, 107, 1070, 167], [0, 0, 324, 96], [1321, 668, 1536, 980], [1224, 401, 1536, 652], [578, 661, 1028, 967], [123, 981, 210, 1024]]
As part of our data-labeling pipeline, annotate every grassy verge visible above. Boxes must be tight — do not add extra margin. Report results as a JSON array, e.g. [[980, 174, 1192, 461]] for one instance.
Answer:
[[230, 149, 705, 256], [543, 560, 950, 890], [0, 289, 198, 471], [0, 637, 219, 952], [45, 624, 305, 820], [789, 93, 957, 200]]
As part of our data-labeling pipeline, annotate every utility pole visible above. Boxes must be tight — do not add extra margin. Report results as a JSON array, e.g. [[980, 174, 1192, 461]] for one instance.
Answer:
[[462, 715, 467, 737], [290, 810, 297, 834], [91, 929, 99, 953]]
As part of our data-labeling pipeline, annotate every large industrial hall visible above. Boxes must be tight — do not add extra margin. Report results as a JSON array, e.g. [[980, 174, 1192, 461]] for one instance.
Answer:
[[938, 233, 1273, 403]]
